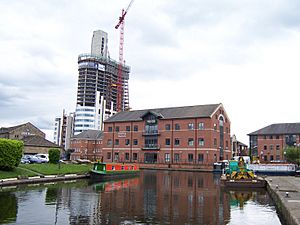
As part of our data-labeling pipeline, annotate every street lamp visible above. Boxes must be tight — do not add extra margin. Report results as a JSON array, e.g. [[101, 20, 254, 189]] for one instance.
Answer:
[[260, 151, 264, 162], [283, 151, 286, 162]]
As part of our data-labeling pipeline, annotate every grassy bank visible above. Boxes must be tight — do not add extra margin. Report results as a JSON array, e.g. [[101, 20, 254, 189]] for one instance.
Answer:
[[0, 167, 37, 179], [0, 163, 92, 179]]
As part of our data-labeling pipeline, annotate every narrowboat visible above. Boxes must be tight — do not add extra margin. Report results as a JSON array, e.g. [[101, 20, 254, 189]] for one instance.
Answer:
[[90, 162, 140, 181], [220, 157, 266, 188], [247, 163, 296, 176]]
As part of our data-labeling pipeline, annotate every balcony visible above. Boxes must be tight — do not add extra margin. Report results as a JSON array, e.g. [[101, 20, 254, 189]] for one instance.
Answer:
[[142, 130, 160, 136], [142, 144, 160, 150]]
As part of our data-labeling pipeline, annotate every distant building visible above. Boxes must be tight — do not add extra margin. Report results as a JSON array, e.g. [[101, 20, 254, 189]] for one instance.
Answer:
[[0, 122, 45, 139], [53, 110, 75, 150], [248, 123, 300, 162], [102, 103, 231, 166], [231, 134, 248, 157], [0, 122, 60, 155], [74, 29, 130, 135], [70, 130, 103, 161]]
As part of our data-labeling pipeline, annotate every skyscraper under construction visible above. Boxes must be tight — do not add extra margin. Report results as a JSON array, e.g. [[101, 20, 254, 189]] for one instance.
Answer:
[[74, 30, 130, 135]]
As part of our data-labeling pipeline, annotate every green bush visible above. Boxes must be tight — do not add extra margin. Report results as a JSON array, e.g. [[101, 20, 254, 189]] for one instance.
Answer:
[[0, 139, 23, 171], [48, 148, 61, 164], [285, 146, 300, 166]]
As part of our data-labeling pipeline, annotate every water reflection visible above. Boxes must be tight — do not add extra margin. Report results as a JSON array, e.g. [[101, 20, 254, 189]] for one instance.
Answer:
[[0, 192, 18, 224], [0, 171, 283, 225]]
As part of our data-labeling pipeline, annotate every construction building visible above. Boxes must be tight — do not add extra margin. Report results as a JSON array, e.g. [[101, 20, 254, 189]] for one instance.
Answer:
[[102, 103, 231, 167], [248, 123, 300, 162], [74, 30, 130, 135]]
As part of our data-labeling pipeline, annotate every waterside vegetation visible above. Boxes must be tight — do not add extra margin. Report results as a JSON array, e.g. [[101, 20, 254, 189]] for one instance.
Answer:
[[0, 163, 92, 179]]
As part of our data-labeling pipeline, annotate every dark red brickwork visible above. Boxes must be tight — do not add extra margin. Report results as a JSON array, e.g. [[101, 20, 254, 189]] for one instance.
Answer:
[[102, 105, 231, 165]]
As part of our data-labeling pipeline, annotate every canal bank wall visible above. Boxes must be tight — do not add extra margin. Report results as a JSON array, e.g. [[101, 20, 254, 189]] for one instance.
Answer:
[[266, 176, 300, 225], [0, 174, 90, 187], [139, 163, 213, 172]]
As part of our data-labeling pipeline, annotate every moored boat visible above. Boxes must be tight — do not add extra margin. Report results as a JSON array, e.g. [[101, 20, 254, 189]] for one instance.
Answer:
[[90, 162, 140, 181], [220, 157, 266, 188]]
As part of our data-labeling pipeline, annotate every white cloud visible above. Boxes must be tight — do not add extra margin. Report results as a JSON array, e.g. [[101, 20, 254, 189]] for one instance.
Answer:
[[0, 0, 300, 144]]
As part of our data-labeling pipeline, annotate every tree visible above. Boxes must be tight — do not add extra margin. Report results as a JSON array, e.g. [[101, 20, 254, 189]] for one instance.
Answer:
[[284, 146, 300, 166], [48, 148, 61, 164], [0, 139, 23, 171]]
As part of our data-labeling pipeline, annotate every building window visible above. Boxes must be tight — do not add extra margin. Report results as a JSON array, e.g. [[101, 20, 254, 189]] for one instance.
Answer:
[[198, 154, 204, 163], [115, 126, 119, 132], [276, 135, 280, 139], [107, 152, 111, 159], [214, 138, 217, 147], [198, 138, 204, 146], [115, 139, 119, 145], [226, 127, 229, 133], [126, 126, 130, 131], [174, 138, 180, 146], [165, 124, 171, 131], [165, 153, 170, 163], [107, 139, 112, 146], [188, 138, 194, 146], [133, 139, 138, 145], [263, 135, 266, 139], [264, 145, 267, 150], [276, 155, 280, 160], [188, 154, 193, 162], [133, 153, 138, 160], [198, 122, 204, 130], [125, 153, 129, 160], [165, 138, 171, 146], [114, 153, 119, 161], [108, 127, 113, 132], [226, 140, 228, 148], [270, 135, 273, 139], [270, 145, 274, 151], [285, 134, 297, 146], [188, 123, 194, 130], [175, 124, 180, 130], [174, 153, 180, 162], [125, 139, 130, 146], [276, 145, 280, 151], [270, 155, 274, 161], [134, 125, 138, 132]]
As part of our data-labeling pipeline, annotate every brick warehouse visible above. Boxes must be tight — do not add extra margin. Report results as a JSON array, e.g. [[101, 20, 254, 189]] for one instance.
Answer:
[[102, 103, 231, 166], [248, 123, 300, 162], [70, 130, 103, 161]]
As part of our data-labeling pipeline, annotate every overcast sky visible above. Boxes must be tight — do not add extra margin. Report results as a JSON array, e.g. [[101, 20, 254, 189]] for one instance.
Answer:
[[1, 0, 300, 144]]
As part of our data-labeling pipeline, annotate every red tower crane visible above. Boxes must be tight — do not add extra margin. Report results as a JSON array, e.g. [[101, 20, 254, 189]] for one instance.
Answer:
[[115, 0, 134, 112]]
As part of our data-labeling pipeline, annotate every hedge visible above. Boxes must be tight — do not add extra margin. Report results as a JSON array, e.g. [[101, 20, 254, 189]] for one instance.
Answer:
[[48, 148, 61, 164], [0, 138, 23, 171]]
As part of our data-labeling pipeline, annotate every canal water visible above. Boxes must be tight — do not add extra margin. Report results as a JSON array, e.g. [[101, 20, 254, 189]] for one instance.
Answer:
[[0, 170, 285, 225]]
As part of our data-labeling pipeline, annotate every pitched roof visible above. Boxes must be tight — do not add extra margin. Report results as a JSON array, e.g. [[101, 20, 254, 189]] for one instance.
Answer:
[[72, 130, 103, 140], [105, 104, 222, 123], [22, 135, 59, 148], [0, 122, 42, 134], [248, 123, 300, 135]]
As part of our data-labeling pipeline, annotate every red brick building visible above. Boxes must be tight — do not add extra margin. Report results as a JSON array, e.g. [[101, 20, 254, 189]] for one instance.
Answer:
[[102, 103, 231, 165], [70, 130, 103, 161], [248, 123, 300, 162]]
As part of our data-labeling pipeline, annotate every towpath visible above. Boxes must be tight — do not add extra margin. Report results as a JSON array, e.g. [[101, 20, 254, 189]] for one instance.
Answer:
[[266, 176, 300, 225]]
